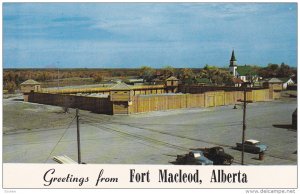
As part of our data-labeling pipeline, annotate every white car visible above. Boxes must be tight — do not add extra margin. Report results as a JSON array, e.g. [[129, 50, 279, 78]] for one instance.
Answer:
[[236, 139, 267, 153]]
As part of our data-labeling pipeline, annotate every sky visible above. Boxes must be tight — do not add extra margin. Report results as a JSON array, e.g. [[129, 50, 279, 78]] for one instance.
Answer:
[[3, 3, 298, 68]]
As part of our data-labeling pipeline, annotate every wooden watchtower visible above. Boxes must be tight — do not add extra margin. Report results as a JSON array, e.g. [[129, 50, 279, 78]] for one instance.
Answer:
[[263, 78, 283, 99], [20, 79, 41, 102], [109, 82, 133, 114], [165, 76, 179, 93]]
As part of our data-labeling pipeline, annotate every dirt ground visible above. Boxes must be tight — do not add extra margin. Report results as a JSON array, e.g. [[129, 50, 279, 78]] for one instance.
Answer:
[[3, 94, 75, 133]]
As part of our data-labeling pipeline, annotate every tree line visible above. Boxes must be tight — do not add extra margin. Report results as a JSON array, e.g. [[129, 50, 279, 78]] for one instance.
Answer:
[[3, 63, 296, 93], [3, 69, 138, 93], [256, 63, 296, 79], [139, 65, 233, 85]]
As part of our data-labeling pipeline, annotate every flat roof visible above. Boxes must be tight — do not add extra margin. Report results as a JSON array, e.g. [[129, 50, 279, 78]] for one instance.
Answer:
[[246, 139, 260, 144], [138, 93, 185, 97]]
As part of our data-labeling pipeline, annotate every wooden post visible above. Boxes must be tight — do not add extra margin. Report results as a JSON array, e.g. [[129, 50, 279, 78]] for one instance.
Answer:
[[242, 88, 246, 165], [238, 85, 253, 165], [57, 68, 60, 90], [76, 109, 81, 164]]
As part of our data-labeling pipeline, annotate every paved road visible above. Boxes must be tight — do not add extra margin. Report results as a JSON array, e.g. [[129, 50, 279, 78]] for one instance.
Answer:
[[3, 97, 297, 165]]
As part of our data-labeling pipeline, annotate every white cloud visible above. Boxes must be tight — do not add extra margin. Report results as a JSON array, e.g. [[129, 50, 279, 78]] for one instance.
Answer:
[[3, 3, 297, 68]]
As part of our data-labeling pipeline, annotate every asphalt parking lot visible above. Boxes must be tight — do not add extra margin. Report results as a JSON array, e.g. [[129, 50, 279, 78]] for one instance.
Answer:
[[3, 96, 297, 165]]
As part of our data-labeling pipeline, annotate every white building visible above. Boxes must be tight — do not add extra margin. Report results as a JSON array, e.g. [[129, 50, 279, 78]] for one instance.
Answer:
[[228, 50, 259, 84], [279, 77, 295, 89]]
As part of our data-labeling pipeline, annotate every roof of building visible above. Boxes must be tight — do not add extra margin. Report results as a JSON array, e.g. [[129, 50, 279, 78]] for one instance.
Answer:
[[53, 155, 77, 164], [265, 78, 283, 83], [20, 79, 40, 85], [166, 76, 179, 81], [110, 82, 132, 90], [232, 77, 244, 84], [279, 77, 293, 83], [126, 78, 144, 83], [236, 65, 256, 76], [246, 139, 260, 144], [151, 77, 164, 82]]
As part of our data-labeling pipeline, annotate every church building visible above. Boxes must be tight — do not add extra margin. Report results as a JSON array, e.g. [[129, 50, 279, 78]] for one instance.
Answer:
[[228, 50, 258, 84]]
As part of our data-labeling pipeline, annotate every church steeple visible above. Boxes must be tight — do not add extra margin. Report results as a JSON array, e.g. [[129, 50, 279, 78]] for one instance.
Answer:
[[230, 50, 237, 67], [230, 50, 236, 61], [229, 50, 238, 77]]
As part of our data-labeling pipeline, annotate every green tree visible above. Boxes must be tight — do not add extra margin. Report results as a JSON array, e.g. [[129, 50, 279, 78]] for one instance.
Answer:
[[6, 81, 17, 93], [139, 66, 154, 82], [94, 74, 104, 83], [199, 65, 233, 85], [179, 68, 195, 85], [162, 65, 175, 78], [268, 63, 279, 72], [258, 63, 293, 78], [278, 63, 293, 77], [179, 68, 195, 80]]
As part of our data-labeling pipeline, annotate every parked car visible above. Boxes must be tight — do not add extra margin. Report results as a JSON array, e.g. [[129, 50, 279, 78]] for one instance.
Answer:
[[236, 139, 267, 153], [202, 147, 234, 165], [176, 150, 213, 165]]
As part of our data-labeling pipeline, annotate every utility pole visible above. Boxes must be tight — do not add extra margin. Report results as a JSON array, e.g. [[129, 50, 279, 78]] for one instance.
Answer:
[[76, 109, 81, 164], [242, 88, 246, 165], [57, 68, 60, 90], [57, 61, 60, 91], [238, 84, 252, 165]]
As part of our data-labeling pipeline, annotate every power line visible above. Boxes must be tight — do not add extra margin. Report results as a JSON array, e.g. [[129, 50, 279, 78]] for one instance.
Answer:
[[82, 117, 189, 151], [44, 116, 76, 163], [81, 116, 240, 149], [79, 115, 242, 130]]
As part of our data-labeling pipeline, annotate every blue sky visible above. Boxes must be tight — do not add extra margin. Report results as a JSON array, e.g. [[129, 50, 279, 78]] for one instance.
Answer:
[[3, 3, 297, 68]]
